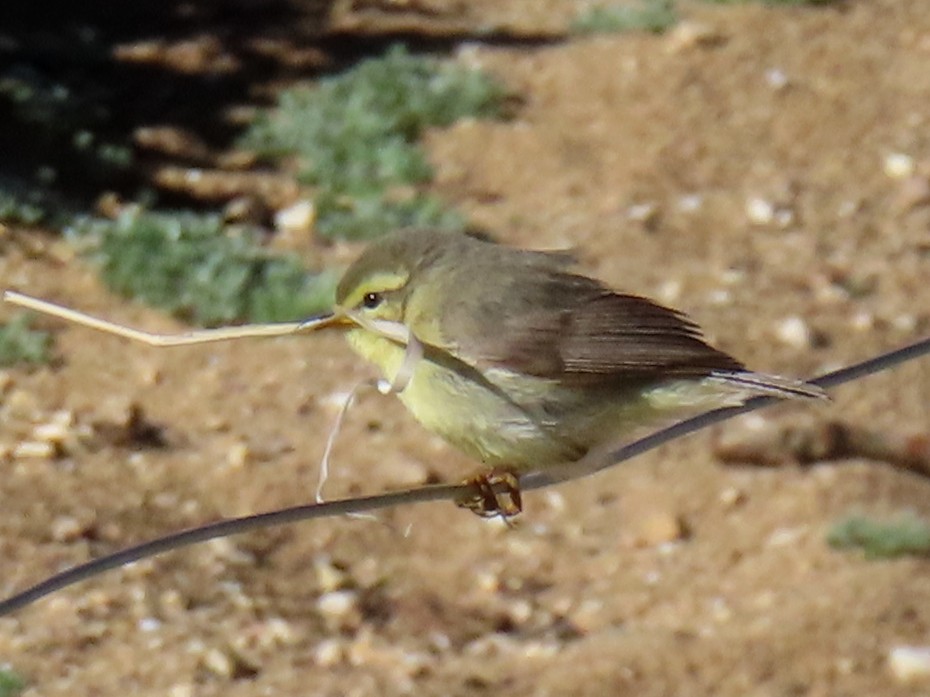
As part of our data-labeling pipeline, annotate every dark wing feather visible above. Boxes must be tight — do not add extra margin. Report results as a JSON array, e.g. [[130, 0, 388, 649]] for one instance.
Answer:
[[448, 269, 743, 384], [555, 291, 744, 379]]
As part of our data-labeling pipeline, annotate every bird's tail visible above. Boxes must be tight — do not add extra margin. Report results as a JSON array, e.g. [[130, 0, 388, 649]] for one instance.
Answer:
[[709, 371, 828, 401]]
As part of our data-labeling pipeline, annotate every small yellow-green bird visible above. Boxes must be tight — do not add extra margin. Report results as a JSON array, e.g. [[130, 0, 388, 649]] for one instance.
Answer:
[[329, 229, 825, 515], [2, 229, 824, 517]]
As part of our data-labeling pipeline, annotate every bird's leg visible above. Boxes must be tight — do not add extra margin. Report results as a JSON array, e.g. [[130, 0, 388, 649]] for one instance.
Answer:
[[456, 469, 523, 519]]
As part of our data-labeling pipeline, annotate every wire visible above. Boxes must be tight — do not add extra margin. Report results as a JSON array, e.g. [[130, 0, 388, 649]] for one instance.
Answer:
[[1, 336, 928, 617]]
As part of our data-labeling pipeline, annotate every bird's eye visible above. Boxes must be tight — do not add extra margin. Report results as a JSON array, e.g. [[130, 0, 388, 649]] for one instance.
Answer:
[[362, 292, 383, 309]]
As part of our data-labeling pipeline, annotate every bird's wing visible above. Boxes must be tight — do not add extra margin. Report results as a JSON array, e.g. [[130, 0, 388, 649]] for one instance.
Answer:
[[437, 271, 744, 384]]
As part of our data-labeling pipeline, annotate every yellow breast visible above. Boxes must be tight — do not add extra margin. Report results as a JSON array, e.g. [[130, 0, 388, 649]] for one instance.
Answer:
[[342, 328, 583, 468]]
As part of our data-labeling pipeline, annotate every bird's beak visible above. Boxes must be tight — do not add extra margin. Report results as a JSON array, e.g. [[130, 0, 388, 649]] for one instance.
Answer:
[[297, 310, 353, 332]]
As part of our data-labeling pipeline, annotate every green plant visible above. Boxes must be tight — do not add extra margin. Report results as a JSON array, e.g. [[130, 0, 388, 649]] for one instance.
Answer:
[[242, 45, 506, 240], [71, 209, 338, 326], [572, 0, 678, 35], [0, 668, 24, 697], [827, 513, 930, 560], [0, 187, 49, 225], [0, 313, 52, 366]]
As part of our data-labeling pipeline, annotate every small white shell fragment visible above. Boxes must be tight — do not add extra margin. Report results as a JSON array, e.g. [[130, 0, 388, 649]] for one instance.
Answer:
[[892, 314, 917, 332], [13, 440, 56, 459], [201, 647, 233, 678], [627, 202, 658, 223], [746, 197, 775, 225], [50, 515, 85, 542], [677, 193, 703, 212], [884, 153, 915, 179], [850, 311, 874, 331], [316, 590, 358, 620], [888, 645, 930, 683], [314, 638, 345, 667], [321, 390, 354, 411], [138, 617, 162, 632], [225, 441, 250, 469], [775, 315, 812, 349], [718, 486, 746, 508], [765, 67, 789, 90], [766, 526, 805, 547], [33, 422, 71, 443], [657, 279, 682, 304]]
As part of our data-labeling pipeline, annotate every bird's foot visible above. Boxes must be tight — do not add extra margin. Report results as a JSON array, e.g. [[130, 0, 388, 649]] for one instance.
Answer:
[[456, 469, 523, 519]]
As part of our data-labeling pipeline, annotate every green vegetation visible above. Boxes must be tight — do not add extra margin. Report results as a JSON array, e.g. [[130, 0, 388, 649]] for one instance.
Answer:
[[0, 188, 49, 226], [0, 66, 133, 191], [242, 45, 506, 240], [72, 210, 338, 326], [0, 668, 24, 697], [828, 513, 930, 560], [572, 0, 678, 35], [6, 46, 508, 327], [0, 313, 52, 367]]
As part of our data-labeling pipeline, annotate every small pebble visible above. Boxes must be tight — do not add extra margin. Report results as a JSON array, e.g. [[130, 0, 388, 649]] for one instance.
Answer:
[[677, 193, 703, 212], [258, 617, 298, 648], [627, 202, 658, 224], [138, 617, 162, 632], [13, 440, 56, 459], [775, 315, 812, 349], [314, 639, 345, 667], [746, 197, 775, 225], [892, 314, 917, 332], [657, 279, 682, 304], [475, 569, 500, 594], [666, 21, 723, 52], [314, 556, 347, 593], [316, 590, 358, 620], [201, 647, 234, 678], [33, 421, 72, 444], [50, 516, 87, 542], [505, 599, 534, 626], [888, 645, 930, 683], [884, 153, 915, 179], [225, 441, 250, 469], [718, 487, 746, 508], [766, 526, 805, 547], [632, 512, 686, 547], [765, 67, 789, 90], [850, 311, 874, 331]]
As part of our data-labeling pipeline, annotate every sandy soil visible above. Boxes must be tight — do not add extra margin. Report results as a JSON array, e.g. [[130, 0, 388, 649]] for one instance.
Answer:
[[1, 0, 930, 695]]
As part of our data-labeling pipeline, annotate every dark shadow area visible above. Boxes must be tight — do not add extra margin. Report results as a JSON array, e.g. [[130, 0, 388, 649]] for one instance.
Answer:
[[0, 0, 562, 214]]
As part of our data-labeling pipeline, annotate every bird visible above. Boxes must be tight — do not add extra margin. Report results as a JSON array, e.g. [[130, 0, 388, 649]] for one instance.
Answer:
[[329, 228, 825, 516]]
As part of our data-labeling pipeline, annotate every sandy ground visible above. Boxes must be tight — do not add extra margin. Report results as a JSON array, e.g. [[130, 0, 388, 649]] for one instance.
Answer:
[[1, 0, 930, 695]]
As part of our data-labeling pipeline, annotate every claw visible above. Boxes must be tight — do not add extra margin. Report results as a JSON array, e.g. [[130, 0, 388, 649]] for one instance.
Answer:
[[456, 470, 523, 519]]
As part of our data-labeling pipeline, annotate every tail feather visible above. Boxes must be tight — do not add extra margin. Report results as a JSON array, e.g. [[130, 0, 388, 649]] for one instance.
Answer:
[[709, 371, 828, 401]]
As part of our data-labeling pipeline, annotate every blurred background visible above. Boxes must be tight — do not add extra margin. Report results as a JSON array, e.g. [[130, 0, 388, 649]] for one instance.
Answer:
[[0, 1, 928, 695]]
